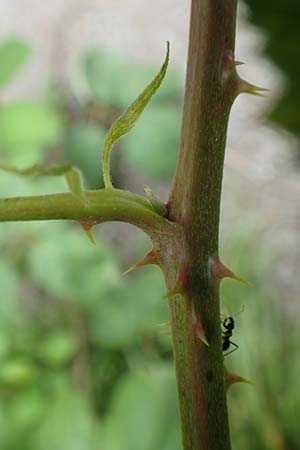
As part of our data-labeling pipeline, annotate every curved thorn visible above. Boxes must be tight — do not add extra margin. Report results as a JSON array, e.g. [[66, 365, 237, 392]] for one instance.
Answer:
[[233, 60, 245, 66], [122, 249, 158, 276], [122, 262, 142, 276], [226, 369, 253, 390], [237, 77, 270, 97], [229, 271, 251, 286], [164, 266, 189, 299], [210, 256, 251, 285], [80, 222, 97, 245]]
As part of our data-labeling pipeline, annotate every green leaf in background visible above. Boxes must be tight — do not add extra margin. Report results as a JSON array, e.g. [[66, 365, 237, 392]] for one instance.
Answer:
[[33, 387, 95, 450], [100, 365, 180, 450], [0, 39, 30, 87], [28, 223, 119, 306], [90, 269, 168, 348], [0, 358, 37, 388], [8, 388, 47, 429], [63, 123, 106, 189], [27, 222, 168, 349], [123, 105, 181, 179], [0, 101, 63, 165], [102, 42, 170, 188], [0, 261, 19, 327], [37, 332, 78, 369], [83, 47, 182, 109]]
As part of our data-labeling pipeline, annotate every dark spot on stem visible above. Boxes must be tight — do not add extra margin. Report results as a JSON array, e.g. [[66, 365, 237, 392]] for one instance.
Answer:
[[164, 201, 171, 219]]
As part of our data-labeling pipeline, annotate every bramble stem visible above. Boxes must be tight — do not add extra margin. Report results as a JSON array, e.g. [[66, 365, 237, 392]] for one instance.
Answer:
[[161, 1, 238, 449]]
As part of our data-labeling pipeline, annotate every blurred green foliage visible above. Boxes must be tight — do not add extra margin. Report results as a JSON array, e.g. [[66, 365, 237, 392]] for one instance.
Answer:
[[0, 35, 299, 450], [0, 101, 63, 166], [0, 39, 30, 87], [243, 1, 300, 139], [63, 124, 106, 189]]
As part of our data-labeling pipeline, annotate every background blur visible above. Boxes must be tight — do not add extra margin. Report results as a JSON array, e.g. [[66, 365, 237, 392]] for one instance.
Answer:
[[0, 1, 299, 449]]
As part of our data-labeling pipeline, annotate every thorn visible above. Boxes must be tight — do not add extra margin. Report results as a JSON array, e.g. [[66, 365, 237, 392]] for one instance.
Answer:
[[122, 249, 158, 276], [233, 60, 244, 66], [209, 256, 251, 285], [193, 312, 209, 347], [229, 271, 251, 285], [164, 266, 189, 299], [222, 51, 245, 80], [80, 221, 97, 245], [226, 369, 253, 390], [200, 334, 209, 347], [237, 77, 270, 97]]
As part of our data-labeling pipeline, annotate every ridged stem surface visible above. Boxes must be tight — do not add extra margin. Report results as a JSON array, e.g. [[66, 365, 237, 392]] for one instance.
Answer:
[[162, 1, 238, 449]]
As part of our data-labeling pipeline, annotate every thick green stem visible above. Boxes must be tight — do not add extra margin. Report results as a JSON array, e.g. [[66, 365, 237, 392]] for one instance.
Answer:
[[162, 1, 238, 449], [0, 189, 175, 237]]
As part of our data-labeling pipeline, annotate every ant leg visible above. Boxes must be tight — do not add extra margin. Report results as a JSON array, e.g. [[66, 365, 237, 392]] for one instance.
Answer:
[[224, 341, 239, 357]]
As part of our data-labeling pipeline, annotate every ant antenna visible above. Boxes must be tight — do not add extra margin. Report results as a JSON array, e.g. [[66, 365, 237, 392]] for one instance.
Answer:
[[221, 303, 245, 320], [221, 303, 245, 318]]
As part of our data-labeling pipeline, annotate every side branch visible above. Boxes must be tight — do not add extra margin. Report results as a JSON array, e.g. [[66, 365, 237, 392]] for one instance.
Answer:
[[0, 189, 175, 237]]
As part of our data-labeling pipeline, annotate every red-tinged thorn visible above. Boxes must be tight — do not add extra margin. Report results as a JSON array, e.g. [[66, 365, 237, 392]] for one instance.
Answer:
[[164, 266, 189, 299], [193, 314, 209, 347], [80, 221, 97, 245], [236, 77, 270, 97], [226, 369, 253, 390], [222, 51, 244, 80], [122, 249, 158, 276], [210, 256, 251, 285]]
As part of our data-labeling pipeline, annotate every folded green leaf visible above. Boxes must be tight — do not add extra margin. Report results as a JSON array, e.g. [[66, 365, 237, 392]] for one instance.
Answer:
[[102, 42, 170, 188], [0, 162, 86, 203]]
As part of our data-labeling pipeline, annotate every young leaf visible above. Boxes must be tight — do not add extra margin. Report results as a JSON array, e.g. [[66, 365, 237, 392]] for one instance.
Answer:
[[0, 163, 86, 203], [102, 42, 170, 188]]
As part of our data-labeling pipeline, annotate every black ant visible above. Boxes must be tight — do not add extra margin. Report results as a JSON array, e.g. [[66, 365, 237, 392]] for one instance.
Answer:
[[221, 306, 244, 357]]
